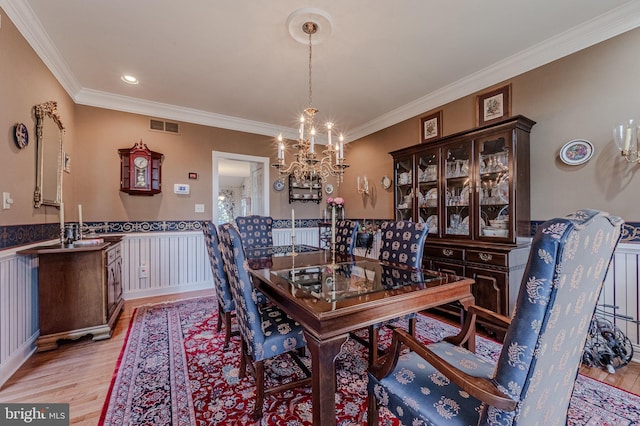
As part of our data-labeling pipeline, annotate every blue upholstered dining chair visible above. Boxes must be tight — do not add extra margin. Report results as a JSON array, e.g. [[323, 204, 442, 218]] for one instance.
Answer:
[[235, 215, 273, 249], [202, 221, 237, 348], [202, 221, 267, 348], [367, 209, 623, 426], [334, 219, 360, 254], [353, 220, 429, 366], [218, 223, 311, 420]]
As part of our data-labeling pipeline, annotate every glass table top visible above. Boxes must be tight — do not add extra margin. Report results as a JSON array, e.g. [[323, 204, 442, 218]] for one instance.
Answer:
[[245, 244, 322, 259], [271, 259, 441, 303]]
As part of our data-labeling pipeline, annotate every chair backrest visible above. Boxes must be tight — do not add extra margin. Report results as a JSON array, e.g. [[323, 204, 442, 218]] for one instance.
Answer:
[[480, 209, 623, 425], [335, 220, 360, 254], [202, 221, 234, 312], [235, 215, 273, 249], [378, 220, 428, 268], [218, 222, 265, 360]]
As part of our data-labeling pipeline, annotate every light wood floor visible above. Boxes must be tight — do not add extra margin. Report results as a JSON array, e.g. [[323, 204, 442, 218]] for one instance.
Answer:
[[1, 289, 639, 425]]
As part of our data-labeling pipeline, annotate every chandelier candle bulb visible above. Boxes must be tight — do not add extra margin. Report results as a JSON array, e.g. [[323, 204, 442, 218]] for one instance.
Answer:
[[339, 134, 344, 159], [299, 115, 305, 139], [327, 123, 332, 147], [625, 127, 632, 152], [310, 128, 315, 153], [277, 135, 284, 160]]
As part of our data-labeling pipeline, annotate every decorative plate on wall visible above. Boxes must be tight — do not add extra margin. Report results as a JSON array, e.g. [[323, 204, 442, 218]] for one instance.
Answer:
[[381, 175, 392, 189], [14, 123, 28, 149], [273, 179, 285, 191], [559, 139, 594, 165], [325, 183, 334, 194]]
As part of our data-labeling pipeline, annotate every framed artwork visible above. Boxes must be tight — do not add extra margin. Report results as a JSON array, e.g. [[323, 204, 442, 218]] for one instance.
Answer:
[[476, 84, 511, 126], [63, 152, 71, 173], [420, 110, 442, 143]]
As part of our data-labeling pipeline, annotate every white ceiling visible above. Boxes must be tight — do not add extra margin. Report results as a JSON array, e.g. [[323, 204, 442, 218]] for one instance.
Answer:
[[3, 1, 640, 143]]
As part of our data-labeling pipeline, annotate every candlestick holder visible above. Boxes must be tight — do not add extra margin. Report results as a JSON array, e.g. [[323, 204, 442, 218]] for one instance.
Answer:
[[290, 235, 298, 256]]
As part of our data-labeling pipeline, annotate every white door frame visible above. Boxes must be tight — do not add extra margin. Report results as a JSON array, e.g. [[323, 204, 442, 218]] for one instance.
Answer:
[[212, 151, 270, 225]]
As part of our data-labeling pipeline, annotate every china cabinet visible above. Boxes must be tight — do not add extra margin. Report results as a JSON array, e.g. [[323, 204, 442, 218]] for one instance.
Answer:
[[289, 175, 322, 203], [390, 115, 535, 323]]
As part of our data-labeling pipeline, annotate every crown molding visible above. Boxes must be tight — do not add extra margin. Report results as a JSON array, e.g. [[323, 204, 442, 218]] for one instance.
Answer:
[[74, 88, 287, 138], [348, 2, 640, 141], [0, 0, 82, 95], [3, 0, 640, 142]]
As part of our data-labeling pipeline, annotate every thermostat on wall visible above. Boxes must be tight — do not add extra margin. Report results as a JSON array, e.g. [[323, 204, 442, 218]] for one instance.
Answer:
[[174, 183, 190, 195]]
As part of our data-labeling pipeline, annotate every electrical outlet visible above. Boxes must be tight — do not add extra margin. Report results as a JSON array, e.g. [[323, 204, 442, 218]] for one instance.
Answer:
[[195, 204, 205, 213], [139, 265, 149, 278]]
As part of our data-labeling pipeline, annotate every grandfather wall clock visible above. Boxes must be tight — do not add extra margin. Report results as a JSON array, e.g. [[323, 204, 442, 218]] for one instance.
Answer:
[[118, 140, 164, 195]]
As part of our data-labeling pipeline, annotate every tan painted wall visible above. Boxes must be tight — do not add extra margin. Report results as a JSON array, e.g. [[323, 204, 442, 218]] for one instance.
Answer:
[[345, 28, 640, 221], [0, 7, 76, 226], [2, 5, 639, 227]]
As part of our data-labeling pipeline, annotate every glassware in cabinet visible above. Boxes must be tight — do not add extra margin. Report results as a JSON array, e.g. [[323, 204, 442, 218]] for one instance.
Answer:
[[417, 150, 439, 234], [477, 134, 511, 239], [394, 157, 413, 221], [444, 143, 471, 238]]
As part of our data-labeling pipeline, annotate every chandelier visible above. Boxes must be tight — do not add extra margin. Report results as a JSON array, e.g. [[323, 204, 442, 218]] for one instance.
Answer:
[[273, 19, 348, 183]]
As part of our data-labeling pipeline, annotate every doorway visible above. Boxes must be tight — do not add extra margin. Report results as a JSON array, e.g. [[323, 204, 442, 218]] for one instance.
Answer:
[[212, 151, 270, 225]]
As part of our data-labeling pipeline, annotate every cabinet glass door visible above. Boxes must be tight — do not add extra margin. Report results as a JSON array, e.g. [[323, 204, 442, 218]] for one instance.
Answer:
[[444, 143, 471, 237], [417, 150, 439, 235], [477, 134, 510, 239], [395, 157, 414, 221]]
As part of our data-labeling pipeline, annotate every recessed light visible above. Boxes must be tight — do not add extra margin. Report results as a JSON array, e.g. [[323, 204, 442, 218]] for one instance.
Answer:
[[121, 74, 139, 85]]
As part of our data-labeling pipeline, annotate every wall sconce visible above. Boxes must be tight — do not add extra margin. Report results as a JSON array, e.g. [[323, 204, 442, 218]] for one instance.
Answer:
[[613, 119, 640, 163], [357, 176, 369, 195]]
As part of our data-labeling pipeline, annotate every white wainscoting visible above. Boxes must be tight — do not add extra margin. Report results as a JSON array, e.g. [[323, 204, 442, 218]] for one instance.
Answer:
[[599, 242, 640, 362], [273, 227, 319, 247], [120, 232, 213, 299], [0, 247, 39, 387], [2, 233, 638, 387]]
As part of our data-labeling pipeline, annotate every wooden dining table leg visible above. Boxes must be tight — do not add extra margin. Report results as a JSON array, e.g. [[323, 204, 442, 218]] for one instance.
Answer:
[[303, 330, 348, 426]]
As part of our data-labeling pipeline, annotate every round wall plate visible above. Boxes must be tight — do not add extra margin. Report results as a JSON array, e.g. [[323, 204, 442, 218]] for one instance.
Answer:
[[273, 179, 285, 191], [14, 123, 29, 149], [325, 183, 334, 194], [381, 175, 392, 189], [559, 139, 594, 165]]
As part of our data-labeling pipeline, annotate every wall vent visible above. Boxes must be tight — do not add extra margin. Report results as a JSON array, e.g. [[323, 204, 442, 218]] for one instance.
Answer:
[[149, 118, 181, 135]]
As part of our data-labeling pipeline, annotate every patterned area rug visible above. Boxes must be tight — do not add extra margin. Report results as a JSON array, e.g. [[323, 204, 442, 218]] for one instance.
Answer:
[[100, 296, 640, 425]]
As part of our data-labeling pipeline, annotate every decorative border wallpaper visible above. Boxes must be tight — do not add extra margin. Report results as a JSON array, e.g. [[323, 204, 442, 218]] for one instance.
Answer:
[[2, 219, 639, 251]]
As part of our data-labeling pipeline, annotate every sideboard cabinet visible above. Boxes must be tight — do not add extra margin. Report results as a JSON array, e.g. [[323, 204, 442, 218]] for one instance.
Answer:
[[18, 237, 124, 351], [390, 115, 535, 321]]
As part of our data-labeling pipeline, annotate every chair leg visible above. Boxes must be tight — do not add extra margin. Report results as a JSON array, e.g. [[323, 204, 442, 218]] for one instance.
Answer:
[[223, 311, 232, 349], [367, 391, 379, 426], [239, 340, 247, 378], [369, 325, 379, 366], [252, 360, 264, 420], [216, 304, 223, 333]]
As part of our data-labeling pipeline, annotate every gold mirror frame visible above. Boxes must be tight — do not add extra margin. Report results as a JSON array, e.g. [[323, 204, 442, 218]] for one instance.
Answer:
[[34, 101, 64, 208]]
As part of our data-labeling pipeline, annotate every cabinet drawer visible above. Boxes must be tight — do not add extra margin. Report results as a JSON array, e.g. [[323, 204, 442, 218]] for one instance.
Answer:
[[424, 246, 464, 261], [106, 244, 121, 264], [466, 249, 507, 267]]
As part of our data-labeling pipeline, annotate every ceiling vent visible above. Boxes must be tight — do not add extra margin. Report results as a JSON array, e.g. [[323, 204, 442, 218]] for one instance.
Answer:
[[149, 118, 181, 135]]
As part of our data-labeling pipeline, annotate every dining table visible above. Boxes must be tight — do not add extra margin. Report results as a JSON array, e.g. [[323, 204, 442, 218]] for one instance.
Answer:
[[246, 245, 475, 426]]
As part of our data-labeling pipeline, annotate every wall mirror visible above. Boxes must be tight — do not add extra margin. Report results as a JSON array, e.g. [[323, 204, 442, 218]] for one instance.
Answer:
[[34, 101, 64, 208]]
